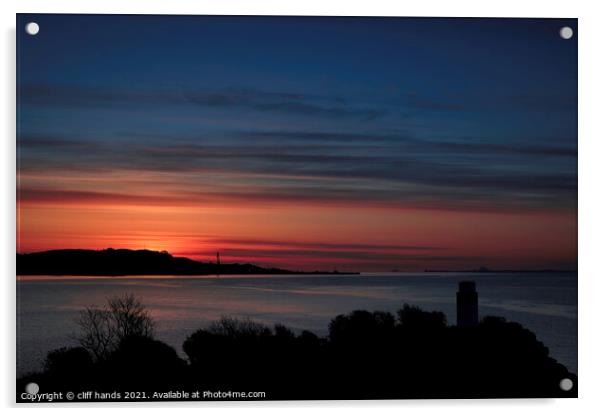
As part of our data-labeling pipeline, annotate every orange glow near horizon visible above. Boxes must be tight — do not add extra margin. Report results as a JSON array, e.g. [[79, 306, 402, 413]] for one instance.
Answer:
[[16, 185, 577, 271]]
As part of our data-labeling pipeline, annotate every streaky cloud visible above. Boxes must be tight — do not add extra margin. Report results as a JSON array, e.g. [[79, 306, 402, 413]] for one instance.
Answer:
[[20, 84, 387, 120]]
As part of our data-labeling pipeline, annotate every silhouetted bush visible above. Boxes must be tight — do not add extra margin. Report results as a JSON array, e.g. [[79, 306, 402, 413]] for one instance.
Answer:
[[44, 346, 93, 376], [102, 335, 187, 390], [16, 347, 96, 393]]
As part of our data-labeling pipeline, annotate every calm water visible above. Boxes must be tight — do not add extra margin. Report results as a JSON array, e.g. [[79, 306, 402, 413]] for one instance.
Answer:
[[16, 272, 577, 376]]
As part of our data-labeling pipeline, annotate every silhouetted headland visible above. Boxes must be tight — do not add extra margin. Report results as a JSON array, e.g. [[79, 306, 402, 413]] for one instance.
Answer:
[[16, 248, 357, 276]]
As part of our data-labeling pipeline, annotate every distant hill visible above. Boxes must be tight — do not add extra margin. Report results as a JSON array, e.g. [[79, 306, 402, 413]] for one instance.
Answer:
[[16, 248, 350, 276]]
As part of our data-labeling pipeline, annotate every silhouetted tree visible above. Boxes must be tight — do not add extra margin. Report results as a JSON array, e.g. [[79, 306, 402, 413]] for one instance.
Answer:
[[107, 293, 155, 340], [328, 310, 396, 345], [397, 303, 447, 328], [76, 293, 155, 361], [77, 307, 115, 361], [206, 316, 271, 339], [274, 323, 295, 339]]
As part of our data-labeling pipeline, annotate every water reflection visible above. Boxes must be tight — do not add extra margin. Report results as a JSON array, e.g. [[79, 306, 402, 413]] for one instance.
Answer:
[[17, 272, 577, 376]]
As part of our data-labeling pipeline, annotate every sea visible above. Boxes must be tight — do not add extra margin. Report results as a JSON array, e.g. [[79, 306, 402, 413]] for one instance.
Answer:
[[16, 272, 577, 376]]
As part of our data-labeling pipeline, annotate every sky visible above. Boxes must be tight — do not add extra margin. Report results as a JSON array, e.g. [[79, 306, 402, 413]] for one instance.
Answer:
[[16, 14, 577, 272]]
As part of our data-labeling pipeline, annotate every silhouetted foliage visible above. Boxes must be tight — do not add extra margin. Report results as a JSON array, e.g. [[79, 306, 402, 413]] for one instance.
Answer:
[[17, 305, 577, 401], [107, 294, 155, 340], [397, 303, 447, 328], [329, 310, 396, 347], [103, 335, 187, 390], [76, 294, 155, 361], [44, 347, 93, 375], [207, 316, 272, 339]]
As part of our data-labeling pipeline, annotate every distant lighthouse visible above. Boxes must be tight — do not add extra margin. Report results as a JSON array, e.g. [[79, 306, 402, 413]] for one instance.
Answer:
[[456, 281, 478, 327], [216, 251, 221, 266], [216, 251, 221, 276]]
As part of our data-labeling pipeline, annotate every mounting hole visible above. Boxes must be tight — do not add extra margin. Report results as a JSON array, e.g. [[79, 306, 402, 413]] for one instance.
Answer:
[[559, 26, 573, 40], [25, 382, 39, 395], [559, 378, 573, 391], [25, 22, 39, 36]]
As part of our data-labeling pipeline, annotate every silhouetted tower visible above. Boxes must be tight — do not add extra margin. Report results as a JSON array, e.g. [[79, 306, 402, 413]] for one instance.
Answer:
[[216, 251, 221, 266], [456, 281, 478, 327]]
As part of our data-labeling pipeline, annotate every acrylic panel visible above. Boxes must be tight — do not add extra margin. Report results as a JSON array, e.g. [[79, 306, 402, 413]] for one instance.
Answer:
[[16, 14, 578, 402]]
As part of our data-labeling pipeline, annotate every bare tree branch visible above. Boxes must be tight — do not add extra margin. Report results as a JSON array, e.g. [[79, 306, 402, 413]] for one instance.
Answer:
[[75, 294, 155, 361]]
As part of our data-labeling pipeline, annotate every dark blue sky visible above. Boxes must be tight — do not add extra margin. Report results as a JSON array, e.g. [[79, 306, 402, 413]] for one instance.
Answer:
[[16, 15, 577, 270], [17, 15, 577, 204]]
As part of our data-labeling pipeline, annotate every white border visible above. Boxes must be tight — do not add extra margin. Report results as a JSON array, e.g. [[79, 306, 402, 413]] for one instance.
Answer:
[[2, 1, 601, 415]]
